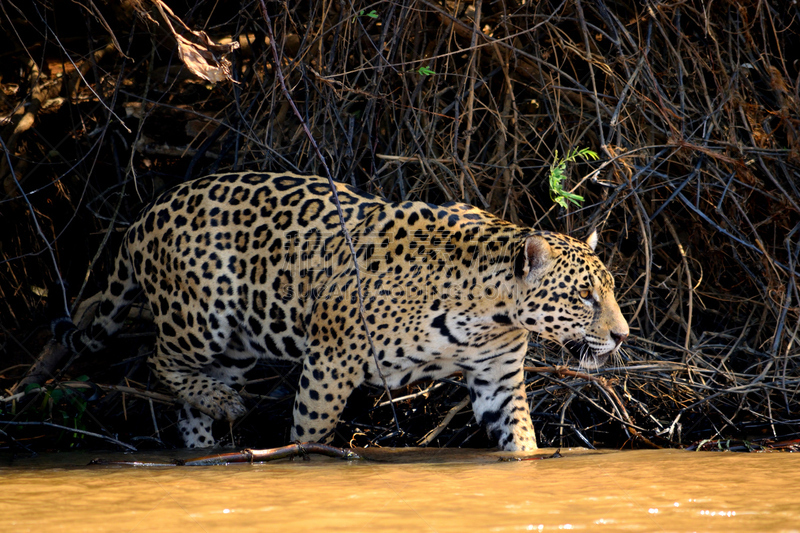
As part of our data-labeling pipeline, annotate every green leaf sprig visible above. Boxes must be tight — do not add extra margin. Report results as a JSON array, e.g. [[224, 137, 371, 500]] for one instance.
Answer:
[[353, 9, 379, 22], [548, 147, 598, 209]]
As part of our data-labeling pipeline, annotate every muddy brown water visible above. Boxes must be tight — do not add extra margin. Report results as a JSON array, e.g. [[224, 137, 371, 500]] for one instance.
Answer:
[[2, 448, 798, 532]]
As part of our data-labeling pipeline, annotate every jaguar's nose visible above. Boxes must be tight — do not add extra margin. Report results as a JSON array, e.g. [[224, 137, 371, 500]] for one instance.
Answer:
[[610, 330, 628, 347]]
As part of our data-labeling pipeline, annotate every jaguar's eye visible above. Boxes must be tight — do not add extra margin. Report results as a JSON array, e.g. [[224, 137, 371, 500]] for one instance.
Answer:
[[579, 289, 592, 300]]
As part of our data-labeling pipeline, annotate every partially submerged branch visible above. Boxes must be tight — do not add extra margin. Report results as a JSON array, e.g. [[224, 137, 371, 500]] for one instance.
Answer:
[[88, 442, 362, 466]]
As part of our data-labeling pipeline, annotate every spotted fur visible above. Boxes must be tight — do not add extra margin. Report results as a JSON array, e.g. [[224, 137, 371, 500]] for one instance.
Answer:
[[53, 172, 628, 449]]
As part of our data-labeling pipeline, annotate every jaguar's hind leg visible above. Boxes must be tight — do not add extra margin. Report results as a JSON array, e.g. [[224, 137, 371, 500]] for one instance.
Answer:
[[177, 404, 216, 448], [178, 336, 258, 447], [150, 329, 256, 447], [206, 332, 258, 388], [290, 348, 363, 442], [148, 342, 247, 424]]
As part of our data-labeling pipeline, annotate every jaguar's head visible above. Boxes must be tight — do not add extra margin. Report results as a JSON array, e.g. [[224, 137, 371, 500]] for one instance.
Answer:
[[514, 230, 629, 369]]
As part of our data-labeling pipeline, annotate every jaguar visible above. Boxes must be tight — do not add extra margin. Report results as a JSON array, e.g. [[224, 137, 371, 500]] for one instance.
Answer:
[[53, 172, 628, 450]]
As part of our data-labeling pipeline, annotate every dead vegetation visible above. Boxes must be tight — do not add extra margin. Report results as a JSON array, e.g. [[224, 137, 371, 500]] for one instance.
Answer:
[[1, 0, 799, 453]]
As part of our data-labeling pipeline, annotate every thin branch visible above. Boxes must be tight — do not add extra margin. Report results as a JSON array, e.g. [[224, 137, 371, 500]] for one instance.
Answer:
[[1, 420, 137, 451]]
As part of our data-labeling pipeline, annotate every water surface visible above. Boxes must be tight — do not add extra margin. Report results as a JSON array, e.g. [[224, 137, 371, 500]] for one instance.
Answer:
[[2, 448, 798, 532]]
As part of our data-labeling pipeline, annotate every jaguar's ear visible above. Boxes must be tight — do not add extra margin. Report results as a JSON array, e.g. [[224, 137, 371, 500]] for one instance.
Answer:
[[586, 229, 598, 252], [517, 235, 552, 282]]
